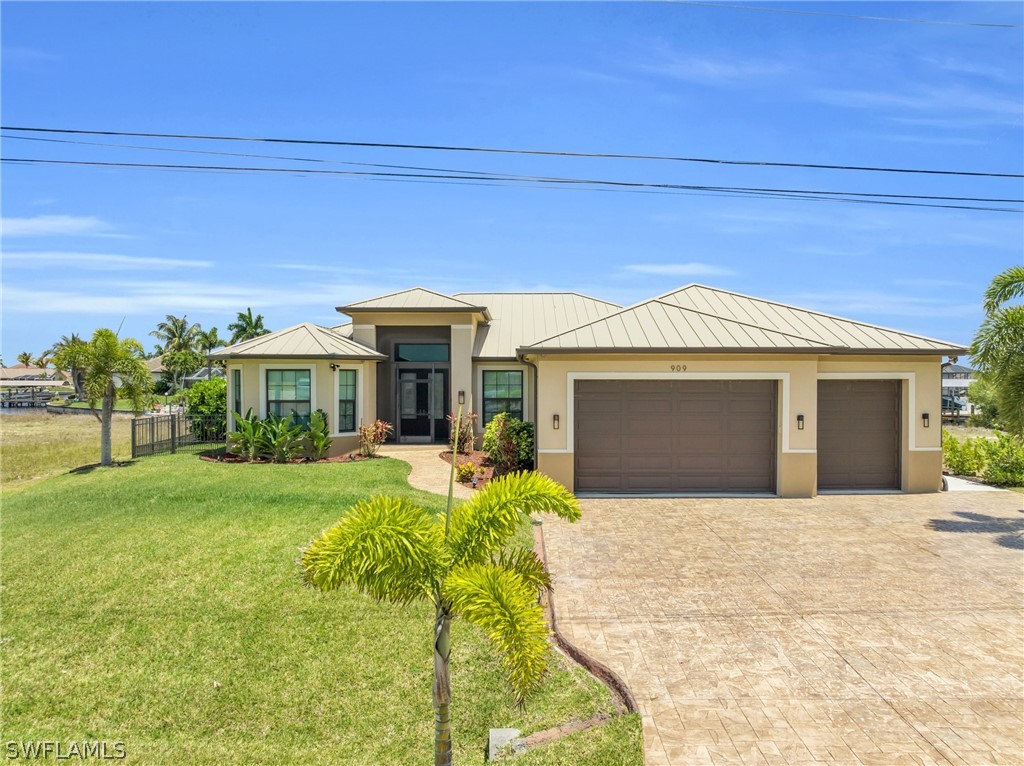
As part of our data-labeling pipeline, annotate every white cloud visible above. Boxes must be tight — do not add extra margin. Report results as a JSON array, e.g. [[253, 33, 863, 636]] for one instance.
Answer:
[[2, 215, 112, 237], [637, 53, 789, 85], [624, 262, 736, 277], [4, 252, 213, 270], [811, 86, 1022, 123]]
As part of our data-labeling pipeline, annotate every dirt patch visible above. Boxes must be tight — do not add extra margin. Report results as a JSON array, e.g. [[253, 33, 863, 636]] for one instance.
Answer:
[[439, 449, 495, 489]]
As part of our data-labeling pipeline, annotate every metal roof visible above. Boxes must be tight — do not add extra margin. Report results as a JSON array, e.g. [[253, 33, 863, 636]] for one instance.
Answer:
[[454, 292, 622, 358], [522, 298, 838, 353], [653, 285, 967, 355], [338, 287, 490, 318], [942, 363, 976, 374], [209, 323, 385, 360]]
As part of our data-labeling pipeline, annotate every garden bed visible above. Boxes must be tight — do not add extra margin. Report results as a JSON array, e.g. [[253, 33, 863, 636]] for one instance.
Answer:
[[440, 449, 496, 489], [200, 453, 386, 465]]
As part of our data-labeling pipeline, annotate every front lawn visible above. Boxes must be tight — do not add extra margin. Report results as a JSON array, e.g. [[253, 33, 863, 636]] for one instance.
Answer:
[[2, 455, 641, 765]]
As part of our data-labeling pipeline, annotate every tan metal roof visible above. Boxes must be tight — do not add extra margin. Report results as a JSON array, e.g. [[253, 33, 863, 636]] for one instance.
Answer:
[[145, 355, 165, 373], [454, 293, 622, 358], [523, 299, 837, 353], [338, 287, 490, 317], [658, 285, 966, 354], [209, 323, 384, 360]]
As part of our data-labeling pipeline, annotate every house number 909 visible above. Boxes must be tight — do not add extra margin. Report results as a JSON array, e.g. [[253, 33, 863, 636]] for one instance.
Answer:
[[670, 364, 688, 372]]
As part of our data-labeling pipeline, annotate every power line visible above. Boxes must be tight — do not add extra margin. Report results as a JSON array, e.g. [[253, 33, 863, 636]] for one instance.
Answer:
[[3, 125, 1020, 179], [671, 2, 1022, 29], [5, 157, 1020, 213], [6, 134, 1020, 204]]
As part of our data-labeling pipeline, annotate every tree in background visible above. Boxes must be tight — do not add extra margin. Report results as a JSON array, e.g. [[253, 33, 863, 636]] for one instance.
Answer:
[[16, 351, 33, 366], [47, 334, 87, 398], [160, 349, 205, 393], [32, 354, 51, 369], [52, 329, 152, 466], [150, 314, 200, 354], [195, 327, 223, 380], [227, 308, 270, 345], [971, 265, 1024, 438]]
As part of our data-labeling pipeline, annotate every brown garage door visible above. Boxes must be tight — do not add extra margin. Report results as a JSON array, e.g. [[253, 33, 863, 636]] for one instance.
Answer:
[[817, 380, 900, 491], [574, 379, 777, 494]]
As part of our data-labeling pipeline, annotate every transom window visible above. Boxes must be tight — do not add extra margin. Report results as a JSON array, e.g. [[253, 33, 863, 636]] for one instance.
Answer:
[[395, 343, 449, 362], [338, 370, 357, 433], [482, 370, 524, 424], [266, 369, 311, 425]]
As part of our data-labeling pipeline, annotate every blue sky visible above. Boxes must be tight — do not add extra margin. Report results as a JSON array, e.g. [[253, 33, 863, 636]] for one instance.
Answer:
[[2, 1, 1022, 359]]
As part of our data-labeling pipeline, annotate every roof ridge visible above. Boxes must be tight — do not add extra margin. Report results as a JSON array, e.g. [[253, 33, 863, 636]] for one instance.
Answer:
[[524, 294, 667, 347], [454, 291, 622, 307], [647, 299, 833, 345], [342, 286, 480, 310], [673, 284, 964, 347], [225, 322, 307, 353], [303, 322, 333, 355]]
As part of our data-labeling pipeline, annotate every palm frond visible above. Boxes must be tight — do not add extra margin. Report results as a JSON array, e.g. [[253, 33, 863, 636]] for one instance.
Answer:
[[983, 265, 1024, 315], [300, 497, 446, 604], [444, 563, 550, 706], [494, 546, 552, 593], [447, 472, 580, 567]]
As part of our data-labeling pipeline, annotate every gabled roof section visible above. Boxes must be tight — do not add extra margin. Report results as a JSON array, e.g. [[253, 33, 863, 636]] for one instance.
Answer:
[[659, 284, 966, 354], [522, 298, 837, 353], [337, 287, 490, 319], [455, 292, 621, 358], [209, 323, 385, 360]]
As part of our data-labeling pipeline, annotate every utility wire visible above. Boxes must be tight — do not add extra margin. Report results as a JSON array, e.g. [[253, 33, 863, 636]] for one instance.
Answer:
[[5, 157, 1020, 213], [6, 134, 1020, 204], [671, 2, 1022, 29], [4, 125, 1020, 179]]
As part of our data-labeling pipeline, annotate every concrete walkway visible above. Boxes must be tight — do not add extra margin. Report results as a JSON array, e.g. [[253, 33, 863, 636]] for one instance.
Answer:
[[378, 444, 473, 500], [945, 475, 1007, 492]]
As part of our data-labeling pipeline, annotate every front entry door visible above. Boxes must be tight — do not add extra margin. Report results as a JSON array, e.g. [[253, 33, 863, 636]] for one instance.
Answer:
[[397, 368, 449, 443]]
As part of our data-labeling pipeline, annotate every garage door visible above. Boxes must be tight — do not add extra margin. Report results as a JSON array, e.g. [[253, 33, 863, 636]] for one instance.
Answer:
[[817, 380, 900, 491], [574, 379, 777, 494]]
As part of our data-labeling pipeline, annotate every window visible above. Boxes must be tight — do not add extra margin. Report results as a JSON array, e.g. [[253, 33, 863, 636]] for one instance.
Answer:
[[395, 343, 449, 362], [482, 370, 524, 424], [232, 369, 243, 421], [266, 369, 311, 424], [338, 370, 357, 432]]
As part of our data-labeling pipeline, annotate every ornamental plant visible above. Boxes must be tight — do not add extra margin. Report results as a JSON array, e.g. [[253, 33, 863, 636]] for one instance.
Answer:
[[447, 411, 477, 454], [455, 461, 475, 482], [358, 419, 393, 457]]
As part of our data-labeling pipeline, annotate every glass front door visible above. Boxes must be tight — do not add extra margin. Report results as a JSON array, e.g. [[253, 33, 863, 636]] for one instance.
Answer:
[[397, 368, 449, 443]]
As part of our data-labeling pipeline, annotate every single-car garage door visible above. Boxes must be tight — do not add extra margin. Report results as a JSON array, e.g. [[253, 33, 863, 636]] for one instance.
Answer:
[[818, 379, 901, 491], [574, 379, 777, 494]]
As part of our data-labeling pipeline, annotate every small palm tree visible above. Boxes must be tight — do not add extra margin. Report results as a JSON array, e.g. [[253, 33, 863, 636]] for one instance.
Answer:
[[16, 351, 33, 366], [227, 307, 270, 345], [53, 329, 152, 466], [972, 265, 1024, 437], [300, 417, 580, 766], [195, 327, 222, 380], [47, 334, 87, 397], [150, 314, 200, 354]]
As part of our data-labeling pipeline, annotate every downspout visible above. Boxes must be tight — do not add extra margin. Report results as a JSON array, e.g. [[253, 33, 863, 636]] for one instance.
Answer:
[[517, 350, 540, 469]]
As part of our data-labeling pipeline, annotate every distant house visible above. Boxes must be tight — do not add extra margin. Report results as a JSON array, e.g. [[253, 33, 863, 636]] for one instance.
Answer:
[[182, 366, 226, 389], [145, 355, 166, 385], [0, 364, 58, 381], [941, 362, 976, 397]]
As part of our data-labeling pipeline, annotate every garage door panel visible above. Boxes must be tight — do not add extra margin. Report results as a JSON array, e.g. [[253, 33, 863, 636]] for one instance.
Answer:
[[818, 380, 900, 491], [574, 379, 776, 493]]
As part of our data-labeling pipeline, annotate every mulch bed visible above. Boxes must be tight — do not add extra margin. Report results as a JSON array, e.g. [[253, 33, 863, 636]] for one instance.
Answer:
[[200, 453, 386, 465], [440, 449, 497, 489]]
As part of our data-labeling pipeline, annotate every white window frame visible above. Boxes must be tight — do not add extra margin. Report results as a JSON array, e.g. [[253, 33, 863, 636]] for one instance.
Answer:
[[259, 364, 316, 421], [331, 364, 362, 437]]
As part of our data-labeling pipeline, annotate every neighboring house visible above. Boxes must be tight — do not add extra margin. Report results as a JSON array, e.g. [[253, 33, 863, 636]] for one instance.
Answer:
[[941, 362, 976, 398], [182, 366, 226, 388], [209, 285, 966, 498], [0, 364, 58, 381], [145, 355, 166, 385]]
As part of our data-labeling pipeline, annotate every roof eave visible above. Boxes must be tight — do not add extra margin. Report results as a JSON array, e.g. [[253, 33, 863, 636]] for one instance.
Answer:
[[208, 353, 385, 361], [336, 305, 492, 320]]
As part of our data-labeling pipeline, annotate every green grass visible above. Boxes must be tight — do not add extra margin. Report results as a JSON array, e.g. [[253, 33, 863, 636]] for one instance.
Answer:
[[2, 455, 642, 765], [64, 395, 174, 411]]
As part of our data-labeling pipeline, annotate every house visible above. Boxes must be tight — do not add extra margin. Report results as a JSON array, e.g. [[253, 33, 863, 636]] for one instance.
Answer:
[[941, 362, 977, 398], [209, 285, 966, 498], [145, 355, 166, 385], [182, 366, 226, 388], [0, 364, 58, 381]]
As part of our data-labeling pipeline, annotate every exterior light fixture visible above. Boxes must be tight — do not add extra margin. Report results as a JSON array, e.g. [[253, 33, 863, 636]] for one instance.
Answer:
[[552, 413, 560, 430], [797, 414, 805, 430], [458, 390, 465, 405], [922, 412, 930, 428], [329, 363, 340, 372]]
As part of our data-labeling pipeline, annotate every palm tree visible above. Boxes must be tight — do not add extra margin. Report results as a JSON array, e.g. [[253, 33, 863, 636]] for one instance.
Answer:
[[47, 334, 87, 397], [300, 421, 581, 766], [33, 354, 51, 369], [150, 315, 200, 354], [195, 327, 222, 380], [52, 329, 152, 466], [16, 351, 33, 366], [227, 308, 270, 345], [972, 265, 1024, 437]]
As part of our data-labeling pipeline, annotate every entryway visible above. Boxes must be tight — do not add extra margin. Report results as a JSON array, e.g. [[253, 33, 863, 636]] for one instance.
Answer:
[[396, 367, 449, 444]]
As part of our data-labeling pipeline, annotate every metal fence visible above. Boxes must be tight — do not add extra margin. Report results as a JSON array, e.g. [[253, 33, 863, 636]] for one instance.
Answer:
[[131, 413, 226, 458]]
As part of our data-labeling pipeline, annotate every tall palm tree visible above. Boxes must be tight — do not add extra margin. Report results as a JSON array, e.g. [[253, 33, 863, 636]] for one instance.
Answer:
[[16, 351, 33, 366], [33, 354, 51, 369], [52, 329, 152, 466], [47, 334, 87, 397], [195, 327, 223, 380], [227, 308, 270, 345], [150, 315, 200, 354], [300, 424, 580, 766], [972, 265, 1024, 437]]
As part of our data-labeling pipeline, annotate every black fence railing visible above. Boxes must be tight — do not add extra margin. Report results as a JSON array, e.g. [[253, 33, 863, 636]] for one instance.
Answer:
[[131, 413, 226, 458]]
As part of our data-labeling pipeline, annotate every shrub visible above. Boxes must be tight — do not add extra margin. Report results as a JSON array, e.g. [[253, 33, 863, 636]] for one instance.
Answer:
[[305, 410, 332, 461], [980, 433, 1024, 487], [186, 377, 227, 439], [358, 420, 392, 457], [455, 461, 475, 482], [942, 431, 987, 476], [261, 414, 305, 463], [228, 409, 261, 462], [967, 380, 1001, 428], [447, 411, 477, 454], [483, 413, 534, 473]]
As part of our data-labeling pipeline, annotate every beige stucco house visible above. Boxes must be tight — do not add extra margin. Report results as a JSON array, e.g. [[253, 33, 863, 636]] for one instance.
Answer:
[[209, 285, 966, 498]]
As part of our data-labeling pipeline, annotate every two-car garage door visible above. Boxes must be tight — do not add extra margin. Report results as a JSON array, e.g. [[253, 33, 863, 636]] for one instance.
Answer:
[[574, 379, 777, 494]]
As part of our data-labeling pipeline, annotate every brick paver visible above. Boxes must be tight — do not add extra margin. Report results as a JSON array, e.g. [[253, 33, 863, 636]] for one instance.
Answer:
[[542, 492, 1024, 765]]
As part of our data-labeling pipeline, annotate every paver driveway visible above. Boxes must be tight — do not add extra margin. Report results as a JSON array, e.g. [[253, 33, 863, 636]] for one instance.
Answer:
[[541, 491, 1024, 765]]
